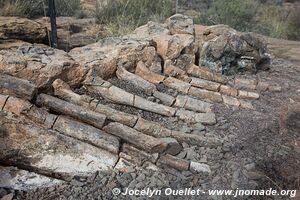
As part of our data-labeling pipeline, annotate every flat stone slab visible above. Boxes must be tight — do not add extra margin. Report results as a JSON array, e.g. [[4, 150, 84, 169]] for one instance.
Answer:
[[0, 166, 62, 191], [0, 114, 118, 178]]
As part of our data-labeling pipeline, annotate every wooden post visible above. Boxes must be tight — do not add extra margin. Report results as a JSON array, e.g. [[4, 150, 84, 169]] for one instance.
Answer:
[[48, 0, 58, 48]]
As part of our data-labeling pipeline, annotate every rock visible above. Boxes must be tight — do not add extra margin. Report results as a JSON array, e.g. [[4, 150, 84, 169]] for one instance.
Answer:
[[52, 79, 138, 127], [219, 85, 238, 97], [175, 109, 216, 125], [0, 94, 8, 110], [53, 116, 120, 154], [135, 61, 165, 84], [103, 122, 167, 153], [0, 193, 13, 200], [188, 87, 223, 103], [130, 21, 170, 39], [161, 138, 182, 155], [202, 24, 235, 41], [0, 17, 46, 43], [153, 34, 195, 61], [157, 155, 190, 171], [85, 77, 176, 117], [238, 90, 260, 100], [95, 103, 138, 128], [187, 64, 227, 84], [70, 37, 159, 79], [192, 123, 206, 132], [121, 144, 158, 165], [153, 91, 175, 106], [134, 117, 172, 138], [133, 95, 176, 117], [2, 96, 32, 116], [164, 59, 187, 77], [256, 81, 270, 92], [166, 14, 195, 35], [114, 158, 136, 173], [234, 78, 258, 90], [116, 66, 156, 95], [222, 95, 241, 107], [0, 44, 87, 89], [163, 77, 191, 94], [85, 78, 135, 106], [175, 95, 213, 113], [0, 114, 118, 179], [36, 94, 107, 129], [0, 74, 37, 101], [190, 77, 221, 91], [3, 96, 57, 129], [190, 162, 211, 174], [239, 100, 254, 109], [200, 27, 271, 75]]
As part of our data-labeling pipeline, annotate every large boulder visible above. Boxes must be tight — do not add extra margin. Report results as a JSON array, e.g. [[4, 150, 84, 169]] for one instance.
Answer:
[[199, 25, 271, 75], [0, 17, 47, 44], [166, 14, 195, 35], [130, 15, 197, 63], [0, 43, 87, 89], [69, 37, 162, 79]]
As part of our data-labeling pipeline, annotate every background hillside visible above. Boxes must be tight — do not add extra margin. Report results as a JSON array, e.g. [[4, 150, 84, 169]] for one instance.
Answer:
[[0, 0, 299, 40]]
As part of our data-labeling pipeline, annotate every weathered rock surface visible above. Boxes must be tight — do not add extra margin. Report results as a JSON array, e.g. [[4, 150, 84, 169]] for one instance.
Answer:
[[36, 94, 107, 129], [0, 114, 118, 179], [53, 116, 120, 154], [116, 66, 156, 95], [0, 17, 47, 43], [70, 37, 161, 79], [53, 79, 138, 127], [199, 26, 271, 75], [0, 74, 37, 101], [166, 14, 195, 35], [103, 122, 167, 153], [0, 166, 62, 191], [0, 44, 87, 89]]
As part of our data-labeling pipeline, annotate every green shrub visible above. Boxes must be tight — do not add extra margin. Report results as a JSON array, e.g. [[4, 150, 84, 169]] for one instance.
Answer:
[[200, 0, 260, 32], [0, 0, 27, 16], [257, 4, 300, 40], [0, 0, 81, 17], [95, 0, 173, 36]]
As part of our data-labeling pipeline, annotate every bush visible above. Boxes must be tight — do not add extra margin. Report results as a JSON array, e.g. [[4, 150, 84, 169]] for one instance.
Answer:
[[95, 0, 173, 36], [257, 4, 300, 40], [0, 0, 81, 18], [200, 0, 260, 32], [197, 0, 300, 40]]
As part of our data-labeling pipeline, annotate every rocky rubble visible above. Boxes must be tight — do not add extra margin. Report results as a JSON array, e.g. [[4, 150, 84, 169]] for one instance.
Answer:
[[0, 13, 298, 200]]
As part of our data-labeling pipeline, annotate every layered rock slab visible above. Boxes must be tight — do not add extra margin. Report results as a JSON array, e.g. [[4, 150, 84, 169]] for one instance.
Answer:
[[0, 44, 87, 89], [0, 114, 118, 178]]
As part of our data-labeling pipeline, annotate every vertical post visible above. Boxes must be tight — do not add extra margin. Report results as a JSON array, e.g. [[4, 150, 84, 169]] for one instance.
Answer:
[[175, 0, 178, 14], [48, 0, 58, 48]]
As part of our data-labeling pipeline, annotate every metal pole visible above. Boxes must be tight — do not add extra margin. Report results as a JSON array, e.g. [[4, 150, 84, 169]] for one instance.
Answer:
[[48, 0, 58, 48], [175, 0, 178, 14]]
